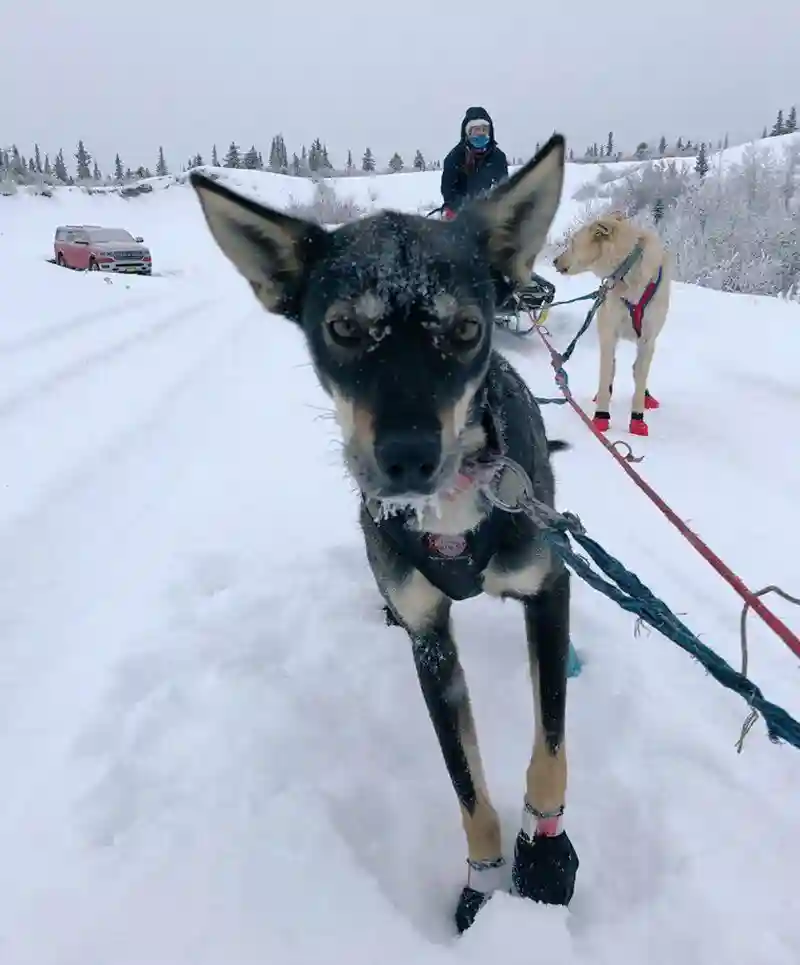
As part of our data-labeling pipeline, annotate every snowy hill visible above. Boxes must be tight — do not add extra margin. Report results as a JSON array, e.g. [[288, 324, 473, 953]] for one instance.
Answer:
[[1, 134, 799, 964]]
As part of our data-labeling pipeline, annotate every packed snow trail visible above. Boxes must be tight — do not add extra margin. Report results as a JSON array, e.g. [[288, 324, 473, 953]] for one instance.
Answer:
[[0, 160, 798, 964]]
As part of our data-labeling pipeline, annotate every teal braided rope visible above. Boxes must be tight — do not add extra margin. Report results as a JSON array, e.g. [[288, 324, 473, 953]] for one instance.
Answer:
[[541, 514, 800, 749]]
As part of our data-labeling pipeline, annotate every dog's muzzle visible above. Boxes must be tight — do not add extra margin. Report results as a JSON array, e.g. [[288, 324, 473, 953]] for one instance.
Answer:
[[373, 429, 443, 497]]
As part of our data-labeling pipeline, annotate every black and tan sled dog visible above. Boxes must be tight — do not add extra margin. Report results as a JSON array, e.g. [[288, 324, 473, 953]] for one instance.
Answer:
[[189, 134, 579, 933]]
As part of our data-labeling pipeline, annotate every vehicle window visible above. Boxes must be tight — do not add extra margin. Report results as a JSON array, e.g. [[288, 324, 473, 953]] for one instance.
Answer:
[[86, 228, 135, 242], [55, 228, 66, 240]]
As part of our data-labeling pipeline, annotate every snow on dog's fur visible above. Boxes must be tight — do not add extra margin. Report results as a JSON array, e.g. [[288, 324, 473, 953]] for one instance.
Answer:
[[553, 211, 672, 436]]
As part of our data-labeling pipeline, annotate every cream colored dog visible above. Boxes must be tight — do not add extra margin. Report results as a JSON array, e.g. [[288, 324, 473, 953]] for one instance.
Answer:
[[553, 211, 671, 436]]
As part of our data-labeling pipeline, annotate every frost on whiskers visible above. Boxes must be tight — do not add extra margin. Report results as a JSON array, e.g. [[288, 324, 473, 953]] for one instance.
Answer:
[[373, 490, 449, 526]]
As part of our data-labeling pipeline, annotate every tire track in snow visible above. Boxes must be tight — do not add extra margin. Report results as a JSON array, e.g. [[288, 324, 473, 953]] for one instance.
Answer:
[[0, 298, 217, 422], [0, 292, 166, 357], [0, 310, 255, 727]]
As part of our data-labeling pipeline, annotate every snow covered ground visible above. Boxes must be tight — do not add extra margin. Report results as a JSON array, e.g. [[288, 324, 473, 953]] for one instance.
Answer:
[[1, 145, 799, 965]]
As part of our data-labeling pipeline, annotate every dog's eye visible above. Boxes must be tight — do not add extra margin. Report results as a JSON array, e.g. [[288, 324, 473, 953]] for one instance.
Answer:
[[327, 317, 364, 347], [450, 316, 483, 347]]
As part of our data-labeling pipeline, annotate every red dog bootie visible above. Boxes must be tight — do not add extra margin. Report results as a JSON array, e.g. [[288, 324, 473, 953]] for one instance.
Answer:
[[592, 411, 610, 432], [644, 390, 660, 410], [629, 413, 648, 436]]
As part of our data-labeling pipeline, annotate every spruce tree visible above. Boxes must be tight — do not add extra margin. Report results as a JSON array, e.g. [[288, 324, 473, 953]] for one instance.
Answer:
[[92, 160, 101, 181], [211, 144, 220, 166], [362, 147, 375, 172], [786, 106, 797, 134], [223, 142, 241, 168], [771, 110, 785, 137], [658, 135, 667, 156], [75, 140, 92, 180], [244, 145, 260, 169], [114, 154, 124, 181], [389, 152, 404, 173], [54, 149, 69, 182], [34, 143, 42, 173], [156, 146, 168, 176], [606, 131, 614, 157], [694, 141, 709, 178], [413, 150, 425, 171]]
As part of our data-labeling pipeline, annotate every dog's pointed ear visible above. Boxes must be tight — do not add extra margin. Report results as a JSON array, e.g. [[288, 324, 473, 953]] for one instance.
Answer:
[[471, 133, 566, 285], [189, 171, 327, 320], [592, 218, 615, 239]]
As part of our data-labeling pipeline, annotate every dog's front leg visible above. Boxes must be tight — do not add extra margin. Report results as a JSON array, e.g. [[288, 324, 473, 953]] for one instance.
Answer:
[[386, 568, 504, 933], [513, 567, 579, 907], [593, 317, 617, 431]]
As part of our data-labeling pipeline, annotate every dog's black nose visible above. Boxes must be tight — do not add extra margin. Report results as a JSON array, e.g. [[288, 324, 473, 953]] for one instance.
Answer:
[[374, 432, 441, 493]]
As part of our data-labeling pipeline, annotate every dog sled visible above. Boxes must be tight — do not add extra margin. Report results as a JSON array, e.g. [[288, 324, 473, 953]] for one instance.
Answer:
[[425, 205, 556, 336]]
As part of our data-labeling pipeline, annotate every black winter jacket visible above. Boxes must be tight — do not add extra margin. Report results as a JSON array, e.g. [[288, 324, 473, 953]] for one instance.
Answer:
[[440, 106, 509, 212]]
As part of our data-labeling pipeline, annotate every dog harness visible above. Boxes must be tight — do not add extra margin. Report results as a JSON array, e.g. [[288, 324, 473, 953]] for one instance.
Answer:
[[621, 265, 663, 338]]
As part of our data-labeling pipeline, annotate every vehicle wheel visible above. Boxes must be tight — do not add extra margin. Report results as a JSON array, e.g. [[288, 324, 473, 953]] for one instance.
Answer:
[[57, 253, 66, 267], [89, 259, 100, 271]]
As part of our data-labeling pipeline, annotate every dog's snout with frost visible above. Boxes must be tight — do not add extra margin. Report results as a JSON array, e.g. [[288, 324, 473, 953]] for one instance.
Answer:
[[374, 428, 442, 496], [553, 250, 569, 274]]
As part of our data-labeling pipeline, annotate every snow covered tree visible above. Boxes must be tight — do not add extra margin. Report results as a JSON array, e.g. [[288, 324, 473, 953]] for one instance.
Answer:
[[291, 153, 301, 176], [244, 145, 260, 169], [786, 106, 797, 134], [223, 142, 241, 168], [156, 146, 168, 176], [43, 154, 51, 177], [695, 142, 709, 178], [658, 135, 667, 156], [634, 142, 649, 160], [771, 110, 785, 137], [33, 143, 42, 173], [345, 149, 354, 174], [92, 160, 101, 181], [362, 147, 375, 172], [211, 144, 220, 166], [74, 140, 92, 180], [652, 197, 665, 224], [53, 149, 69, 182], [413, 149, 425, 171], [388, 152, 404, 172], [606, 131, 614, 157], [114, 154, 124, 181]]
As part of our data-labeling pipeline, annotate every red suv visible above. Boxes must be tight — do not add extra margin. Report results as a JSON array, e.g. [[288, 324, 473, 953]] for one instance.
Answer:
[[54, 225, 152, 275]]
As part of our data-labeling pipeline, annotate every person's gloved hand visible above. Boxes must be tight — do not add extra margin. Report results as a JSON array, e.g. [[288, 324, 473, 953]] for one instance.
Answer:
[[441, 206, 456, 221]]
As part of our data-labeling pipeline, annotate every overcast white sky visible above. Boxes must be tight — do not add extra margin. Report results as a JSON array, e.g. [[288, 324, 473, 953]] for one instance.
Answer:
[[2, 0, 797, 173]]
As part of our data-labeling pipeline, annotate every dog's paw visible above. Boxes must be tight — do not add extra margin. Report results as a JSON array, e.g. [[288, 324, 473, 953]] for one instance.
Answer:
[[511, 829, 579, 907], [455, 885, 492, 933], [629, 413, 649, 436], [592, 411, 610, 432], [382, 604, 400, 627]]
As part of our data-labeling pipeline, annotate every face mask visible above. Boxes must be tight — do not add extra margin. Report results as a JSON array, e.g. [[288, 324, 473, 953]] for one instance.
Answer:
[[468, 133, 490, 150]]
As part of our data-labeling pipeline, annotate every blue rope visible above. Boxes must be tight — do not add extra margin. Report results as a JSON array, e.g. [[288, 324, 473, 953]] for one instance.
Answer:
[[538, 513, 800, 750], [559, 293, 604, 363]]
